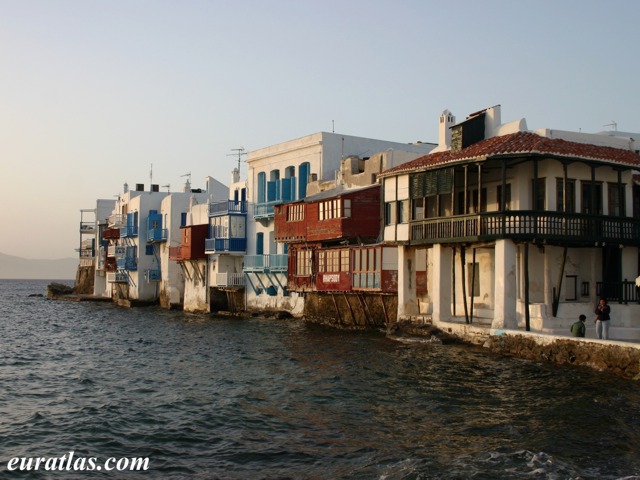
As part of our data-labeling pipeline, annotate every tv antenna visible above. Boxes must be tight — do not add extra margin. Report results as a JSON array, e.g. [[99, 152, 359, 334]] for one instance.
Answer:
[[181, 172, 191, 183], [161, 184, 170, 193], [604, 121, 618, 131], [228, 147, 247, 172]]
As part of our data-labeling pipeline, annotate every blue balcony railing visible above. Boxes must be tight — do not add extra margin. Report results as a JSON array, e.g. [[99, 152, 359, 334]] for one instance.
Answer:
[[147, 228, 168, 242], [243, 254, 287, 272], [209, 200, 248, 216], [205, 237, 246, 254], [145, 269, 161, 281], [120, 225, 139, 238], [116, 257, 137, 271], [253, 203, 276, 220]]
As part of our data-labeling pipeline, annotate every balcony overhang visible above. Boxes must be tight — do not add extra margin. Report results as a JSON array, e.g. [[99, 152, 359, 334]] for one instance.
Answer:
[[408, 211, 640, 248]]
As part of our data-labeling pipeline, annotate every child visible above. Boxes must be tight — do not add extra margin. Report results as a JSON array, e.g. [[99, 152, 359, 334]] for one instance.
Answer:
[[570, 314, 586, 337]]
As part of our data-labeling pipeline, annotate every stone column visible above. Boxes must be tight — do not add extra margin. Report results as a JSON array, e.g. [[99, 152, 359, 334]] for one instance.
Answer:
[[397, 245, 418, 318], [493, 239, 517, 329], [432, 244, 453, 323]]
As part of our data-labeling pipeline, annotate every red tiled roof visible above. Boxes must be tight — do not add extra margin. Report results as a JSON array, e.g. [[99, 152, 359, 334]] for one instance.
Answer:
[[380, 131, 640, 177]]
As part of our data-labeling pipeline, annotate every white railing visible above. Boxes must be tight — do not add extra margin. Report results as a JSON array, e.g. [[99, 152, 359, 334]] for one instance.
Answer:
[[108, 214, 127, 228], [215, 273, 245, 287], [108, 245, 126, 257]]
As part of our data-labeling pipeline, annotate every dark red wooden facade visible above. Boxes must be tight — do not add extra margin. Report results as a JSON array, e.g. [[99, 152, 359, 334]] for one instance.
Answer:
[[275, 185, 381, 243], [170, 224, 208, 261], [287, 244, 398, 293]]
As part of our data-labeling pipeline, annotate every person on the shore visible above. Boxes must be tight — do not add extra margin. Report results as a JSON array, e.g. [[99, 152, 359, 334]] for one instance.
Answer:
[[595, 297, 611, 340], [570, 314, 586, 337]]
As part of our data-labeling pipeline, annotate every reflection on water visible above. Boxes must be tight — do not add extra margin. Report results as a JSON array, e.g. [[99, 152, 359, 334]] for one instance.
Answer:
[[1, 280, 640, 479]]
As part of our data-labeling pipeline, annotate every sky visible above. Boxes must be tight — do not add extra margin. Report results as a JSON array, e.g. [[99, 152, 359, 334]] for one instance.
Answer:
[[1, 0, 639, 259]]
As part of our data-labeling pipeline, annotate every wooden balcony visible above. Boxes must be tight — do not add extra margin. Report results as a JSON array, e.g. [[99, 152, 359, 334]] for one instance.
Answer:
[[168, 246, 184, 261], [410, 211, 640, 247], [102, 227, 120, 240]]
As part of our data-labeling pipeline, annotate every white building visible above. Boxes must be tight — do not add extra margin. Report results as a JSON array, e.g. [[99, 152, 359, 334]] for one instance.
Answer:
[[167, 175, 230, 313], [244, 131, 436, 314], [380, 105, 640, 340], [76, 199, 116, 295]]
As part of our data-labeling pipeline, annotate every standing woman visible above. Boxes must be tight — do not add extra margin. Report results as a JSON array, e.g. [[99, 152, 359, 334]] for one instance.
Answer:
[[595, 297, 611, 340]]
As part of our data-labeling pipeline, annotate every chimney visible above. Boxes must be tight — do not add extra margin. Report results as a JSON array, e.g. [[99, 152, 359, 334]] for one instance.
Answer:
[[438, 109, 456, 150], [484, 105, 502, 139], [231, 168, 240, 184], [123, 182, 128, 193]]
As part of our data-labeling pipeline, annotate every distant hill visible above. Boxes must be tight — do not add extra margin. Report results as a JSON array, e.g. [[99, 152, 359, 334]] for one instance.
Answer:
[[0, 252, 78, 280]]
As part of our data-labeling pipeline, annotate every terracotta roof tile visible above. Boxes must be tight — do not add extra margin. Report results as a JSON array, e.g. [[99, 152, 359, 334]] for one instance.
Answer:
[[380, 131, 640, 177]]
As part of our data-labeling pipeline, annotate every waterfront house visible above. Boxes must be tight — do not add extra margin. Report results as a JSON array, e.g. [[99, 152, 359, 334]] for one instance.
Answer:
[[168, 200, 210, 313], [273, 149, 437, 325], [105, 183, 169, 304], [76, 199, 115, 295], [204, 168, 248, 312], [156, 178, 226, 309], [379, 105, 640, 339], [168, 168, 250, 313], [245, 132, 435, 315]]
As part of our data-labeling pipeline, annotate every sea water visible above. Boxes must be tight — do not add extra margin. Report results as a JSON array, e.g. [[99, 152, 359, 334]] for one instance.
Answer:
[[1, 279, 640, 479]]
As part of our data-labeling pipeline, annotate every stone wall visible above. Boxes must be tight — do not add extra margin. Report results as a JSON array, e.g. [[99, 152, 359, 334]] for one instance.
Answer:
[[74, 266, 95, 294], [423, 319, 640, 380], [303, 292, 397, 329], [484, 334, 640, 380]]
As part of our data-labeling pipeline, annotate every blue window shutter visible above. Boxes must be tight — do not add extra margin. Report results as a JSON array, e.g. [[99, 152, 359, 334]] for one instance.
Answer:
[[298, 163, 309, 199], [257, 172, 266, 203], [282, 178, 292, 202], [256, 232, 264, 255]]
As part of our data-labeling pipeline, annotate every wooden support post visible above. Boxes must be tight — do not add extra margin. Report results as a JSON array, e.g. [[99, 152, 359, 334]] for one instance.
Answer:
[[343, 293, 357, 325], [380, 295, 389, 326], [524, 242, 531, 331], [330, 293, 343, 325], [470, 248, 476, 324]]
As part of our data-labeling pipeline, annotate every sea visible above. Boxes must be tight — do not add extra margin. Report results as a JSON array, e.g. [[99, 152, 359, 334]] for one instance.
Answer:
[[1, 279, 640, 479]]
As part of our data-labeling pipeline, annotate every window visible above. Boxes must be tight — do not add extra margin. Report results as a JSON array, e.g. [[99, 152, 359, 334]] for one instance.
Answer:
[[343, 199, 351, 218], [352, 247, 381, 289], [180, 212, 187, 227], [581, 181, 602, 215], [470, 188, 487, 213], [398, 199, 409, 223], [296, 250, 311, 276], [287, 204, 304, 222], [533, 178, 546, 211], [385, 202, 397, 225], [608, 183, 625, 216], [145, 244, 154, 255], [497, 184, 511, 211], [319, 198, 345, 220], [412, 198, 424, 221], [556, 179, 575, 213]]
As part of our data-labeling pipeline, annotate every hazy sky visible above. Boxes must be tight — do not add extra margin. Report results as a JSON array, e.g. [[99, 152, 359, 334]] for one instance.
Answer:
[[1, 0, 638, 259]]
